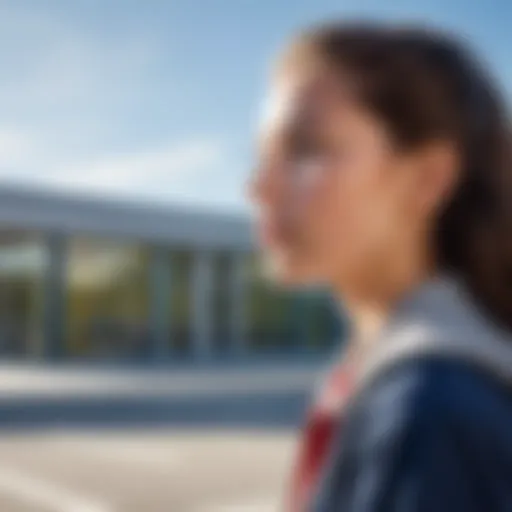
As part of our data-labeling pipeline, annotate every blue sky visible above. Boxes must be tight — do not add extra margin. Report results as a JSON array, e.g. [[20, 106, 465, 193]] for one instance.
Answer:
[[0, 0, 510, 212]]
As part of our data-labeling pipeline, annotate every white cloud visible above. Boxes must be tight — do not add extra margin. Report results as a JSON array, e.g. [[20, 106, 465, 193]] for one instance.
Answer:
[[0, 126, 228, 197], [45, 137, 227, 192], [0, 7, 159, 123], [0, 128, 35, 168], [0, 3, 243, 210]]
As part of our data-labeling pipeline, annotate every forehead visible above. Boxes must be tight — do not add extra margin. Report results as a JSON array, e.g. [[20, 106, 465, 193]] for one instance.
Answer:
[[259, 72, 353, 142]]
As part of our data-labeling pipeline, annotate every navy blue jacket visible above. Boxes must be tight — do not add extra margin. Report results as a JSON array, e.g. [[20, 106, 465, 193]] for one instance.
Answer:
[[313, 278, 512, 512], [313, 358, 512, 511]]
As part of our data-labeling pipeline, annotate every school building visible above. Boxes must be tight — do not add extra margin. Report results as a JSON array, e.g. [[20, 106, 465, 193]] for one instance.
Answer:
[[0, 186, 342, 361]]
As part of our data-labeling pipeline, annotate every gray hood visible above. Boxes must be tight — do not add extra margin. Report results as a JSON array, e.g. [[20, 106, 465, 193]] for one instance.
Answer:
[[358, 276, 512, 390]]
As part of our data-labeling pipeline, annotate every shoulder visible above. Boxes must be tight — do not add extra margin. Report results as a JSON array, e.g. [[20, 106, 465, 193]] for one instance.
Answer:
[[313, 358, 512, 511], [355, 356, 510, 424], [346, 356, 512, 458]]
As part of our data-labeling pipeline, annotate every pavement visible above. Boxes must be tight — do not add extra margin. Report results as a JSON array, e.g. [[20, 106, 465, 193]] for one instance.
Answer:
[[0, 362, 324, 512]]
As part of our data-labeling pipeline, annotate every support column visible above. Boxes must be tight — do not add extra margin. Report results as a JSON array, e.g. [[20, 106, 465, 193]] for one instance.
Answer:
[[42, 234, 66, 360], [192, 250, 213, 359], [149, 247, 172, 361], [229, 253, 247, 355]]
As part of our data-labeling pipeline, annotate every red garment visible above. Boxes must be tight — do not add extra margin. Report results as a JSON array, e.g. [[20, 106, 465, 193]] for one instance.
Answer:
[[287, 364, 353, 512]]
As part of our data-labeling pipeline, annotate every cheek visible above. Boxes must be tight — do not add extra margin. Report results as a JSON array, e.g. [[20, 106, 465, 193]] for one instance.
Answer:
[[293, 166, 356, 264], [308, 156, 401, 274], [277, 148, 410, 283]]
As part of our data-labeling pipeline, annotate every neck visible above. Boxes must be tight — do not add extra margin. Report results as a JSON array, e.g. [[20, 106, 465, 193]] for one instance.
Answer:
[[337, 253, 434, 348]]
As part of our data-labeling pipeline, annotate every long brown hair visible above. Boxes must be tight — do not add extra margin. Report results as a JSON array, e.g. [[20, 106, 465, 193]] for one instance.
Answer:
[[282, 23, 512, 331]]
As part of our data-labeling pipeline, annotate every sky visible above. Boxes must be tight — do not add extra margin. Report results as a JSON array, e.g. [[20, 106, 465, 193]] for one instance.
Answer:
[[0, 0, 510, 213]]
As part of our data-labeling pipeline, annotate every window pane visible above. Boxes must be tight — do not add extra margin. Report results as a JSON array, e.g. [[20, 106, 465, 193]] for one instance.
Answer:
[[66, 237, 150, 359], [0, 230, 46, 357], [169, 249, 193, 355], [246, 256, 295, 352], [303, 293, 343, 350]]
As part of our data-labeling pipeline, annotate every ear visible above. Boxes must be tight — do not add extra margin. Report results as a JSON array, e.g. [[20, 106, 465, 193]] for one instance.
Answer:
[[413, 140, 461, 215]]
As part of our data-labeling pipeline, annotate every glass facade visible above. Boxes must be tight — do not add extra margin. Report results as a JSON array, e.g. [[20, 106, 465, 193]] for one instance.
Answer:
[[246, 256, 296, 352], [0, 228, 343, 361], [0, 230, 46, 357], [65, 237, 151, 359], [300, 291, 343, 351], [169, 249, 193, 355], [211, 252, 232, 354]]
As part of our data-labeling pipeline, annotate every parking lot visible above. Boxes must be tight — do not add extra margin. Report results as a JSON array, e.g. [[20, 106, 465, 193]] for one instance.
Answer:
[[0, 363, 321, 512]]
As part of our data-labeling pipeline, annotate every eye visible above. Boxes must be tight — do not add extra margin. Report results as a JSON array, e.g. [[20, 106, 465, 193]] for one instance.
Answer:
[[286, 143, 327, 188], [288, 133, 325, 161], [287, 135, 327, 173]]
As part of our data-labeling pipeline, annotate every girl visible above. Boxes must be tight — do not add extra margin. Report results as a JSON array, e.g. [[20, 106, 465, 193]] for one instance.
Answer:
[[250, 23, 512, 512]]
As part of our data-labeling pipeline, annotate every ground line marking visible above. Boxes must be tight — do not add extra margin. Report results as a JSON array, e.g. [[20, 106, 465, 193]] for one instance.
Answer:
[[0, 465, 113, 512]]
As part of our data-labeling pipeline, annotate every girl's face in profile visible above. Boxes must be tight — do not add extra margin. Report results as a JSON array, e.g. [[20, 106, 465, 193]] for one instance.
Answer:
[[249, 70, 454, 291]]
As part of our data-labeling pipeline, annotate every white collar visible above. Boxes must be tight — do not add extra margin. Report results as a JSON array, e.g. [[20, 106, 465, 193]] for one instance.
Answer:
[[356, 276, 512, 390]]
